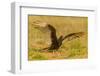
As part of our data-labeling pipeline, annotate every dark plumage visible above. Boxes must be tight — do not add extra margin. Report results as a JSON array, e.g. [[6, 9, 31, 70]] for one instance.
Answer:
[[33, 21, 85, 51], [47, 24, 84, 50]]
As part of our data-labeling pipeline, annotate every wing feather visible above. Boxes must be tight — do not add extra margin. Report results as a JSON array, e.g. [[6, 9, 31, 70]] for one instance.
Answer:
[[62, 32, 85, 41]]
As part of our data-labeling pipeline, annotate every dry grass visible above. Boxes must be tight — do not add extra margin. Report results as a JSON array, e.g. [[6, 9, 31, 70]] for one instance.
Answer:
[[28, 15, 88, 60]]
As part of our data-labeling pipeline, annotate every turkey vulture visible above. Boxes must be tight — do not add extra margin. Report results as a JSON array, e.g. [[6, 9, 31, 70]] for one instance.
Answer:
[[33, 21, 85, 51]]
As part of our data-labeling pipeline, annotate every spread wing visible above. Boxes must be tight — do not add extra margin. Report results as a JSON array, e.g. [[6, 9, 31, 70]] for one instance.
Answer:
[[47, 24, 59, 47], [62, 32, 85, 41], [33, 21, 59, 50]]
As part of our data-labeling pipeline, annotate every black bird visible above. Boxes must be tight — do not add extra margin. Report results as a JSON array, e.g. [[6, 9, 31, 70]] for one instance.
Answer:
[[33, 21, 85, 51]]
